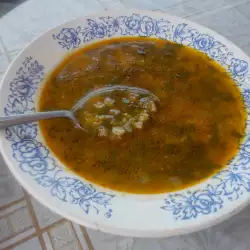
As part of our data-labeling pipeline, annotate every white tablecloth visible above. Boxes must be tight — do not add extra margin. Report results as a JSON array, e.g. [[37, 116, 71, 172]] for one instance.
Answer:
[[1, 0, 250, 249]]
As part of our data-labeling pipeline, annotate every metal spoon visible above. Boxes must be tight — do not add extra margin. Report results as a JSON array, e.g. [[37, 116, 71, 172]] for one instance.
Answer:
[[0, 85, 159, 130]]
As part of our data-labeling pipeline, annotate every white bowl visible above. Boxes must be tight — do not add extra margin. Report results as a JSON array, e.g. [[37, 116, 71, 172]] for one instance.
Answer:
[[1, 10, 250, 238]]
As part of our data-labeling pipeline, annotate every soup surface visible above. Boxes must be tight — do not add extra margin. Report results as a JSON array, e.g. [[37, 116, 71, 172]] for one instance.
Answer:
[[39, 37, 246, 194]]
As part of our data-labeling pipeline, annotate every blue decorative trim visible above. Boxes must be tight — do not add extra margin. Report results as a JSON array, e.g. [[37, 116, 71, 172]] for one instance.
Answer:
[[4, 57, 114, 218], [52, 14, 174, 49], [173, 23, 248, 81], [161, 149, 250, 220], [162, 123, 250, 220], [53, 15, 248, 82], [161, 23, 250, 220]]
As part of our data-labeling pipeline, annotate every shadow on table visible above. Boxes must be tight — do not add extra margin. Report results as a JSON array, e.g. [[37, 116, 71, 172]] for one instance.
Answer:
[[0, 0, 26, 19]]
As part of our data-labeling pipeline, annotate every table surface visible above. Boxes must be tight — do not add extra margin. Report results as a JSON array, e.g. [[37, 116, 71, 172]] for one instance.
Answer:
[[1, 0, 250, 249]]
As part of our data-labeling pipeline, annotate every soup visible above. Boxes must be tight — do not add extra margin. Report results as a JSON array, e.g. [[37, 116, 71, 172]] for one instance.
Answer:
[[38, 37, 246, 194]]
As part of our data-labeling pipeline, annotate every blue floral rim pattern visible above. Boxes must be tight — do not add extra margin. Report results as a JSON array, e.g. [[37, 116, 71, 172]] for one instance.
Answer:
[[4, 13, 250, 221], [4, 57, 114, 218]]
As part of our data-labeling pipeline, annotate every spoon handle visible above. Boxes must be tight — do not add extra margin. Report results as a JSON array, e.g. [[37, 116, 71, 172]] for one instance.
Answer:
[[0, 110, 71, 129]]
